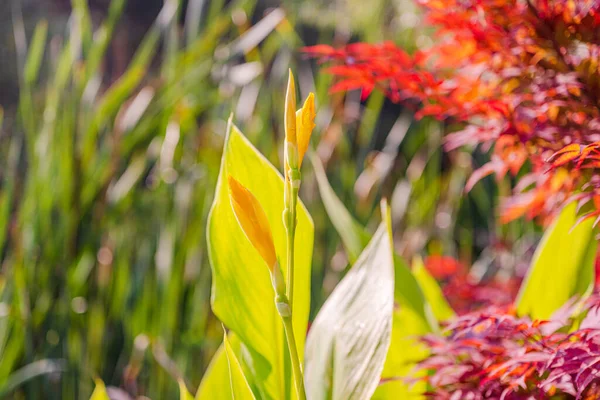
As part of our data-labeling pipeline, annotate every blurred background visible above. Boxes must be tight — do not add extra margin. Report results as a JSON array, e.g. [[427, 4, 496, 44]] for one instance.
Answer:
[[0, 0, 538, 398]]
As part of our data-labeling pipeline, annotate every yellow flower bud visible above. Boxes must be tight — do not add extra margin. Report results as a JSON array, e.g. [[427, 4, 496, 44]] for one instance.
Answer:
[[228, 176, 277, 270], [284, 69, 297, 145], [295, 92, 315, 167]]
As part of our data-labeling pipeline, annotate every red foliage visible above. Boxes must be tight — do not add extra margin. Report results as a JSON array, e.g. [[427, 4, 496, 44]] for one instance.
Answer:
[[305, 0, 600, 224], [424, 255, 522, 314], [423, 255, 465, 279], [416, 295, 600, 399]]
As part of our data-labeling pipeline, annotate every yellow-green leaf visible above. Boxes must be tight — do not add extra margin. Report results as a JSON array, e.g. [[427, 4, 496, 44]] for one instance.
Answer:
[[196, 337, 232, 400], [90, 379, 110, 400], [516, 202, 597, 320], [196, 333, 254, 400], [179, 379, 195, 400], [412, 257, 455, 322], [207, 117, 313, 399], [224, 334, 255, 399], [373, 207, 430, 400]]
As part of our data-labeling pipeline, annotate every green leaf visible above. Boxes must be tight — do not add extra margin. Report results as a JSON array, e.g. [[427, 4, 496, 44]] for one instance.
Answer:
[[309, 166, 438, 398], [516, 202, 598, 320], [179, 379, 195, 400], [412, 257, 455, 322], [369, 256, 432, 400], [310, 154, 371, 263], [224, 333, 256, 399], [371, 297, 429, 399], [196, 333, 255, 400], [89, 379, 110, 400], [372, 380, 425, 400], [207, 117, 313, 400], [196, 338, 232, 400], [24, 21, 48, 86], [372, 207, 430, 400], [304, 222, 394, 400]]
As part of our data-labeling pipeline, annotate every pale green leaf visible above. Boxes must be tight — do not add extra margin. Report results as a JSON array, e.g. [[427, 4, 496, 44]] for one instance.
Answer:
[[304, 223, 394, 400], [207, 117, 313, 400], [516, 202, 598, 320], [412, 257, 455, 322], [311, 153, 434, 324], [309, 167, 437, 398]]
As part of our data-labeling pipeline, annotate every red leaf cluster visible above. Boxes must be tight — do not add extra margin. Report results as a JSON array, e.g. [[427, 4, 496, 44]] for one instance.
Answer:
[[305, 0, 600, 223], [424, 255, 521, 314], [417, 295, 600, 399]]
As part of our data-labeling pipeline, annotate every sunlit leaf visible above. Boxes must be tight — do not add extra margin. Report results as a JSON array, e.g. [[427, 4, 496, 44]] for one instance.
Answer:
[[224, 333, 256, 399], [196, 338, 232, 400], [311, 165, 436, 397], [547, 143, 582, 168], [89, 379, 110, 400], [304, 222, 394, 400], [516, 202, 597, 320], [372, 380, 424, 400], [412, 257, 455, 322], [196, 332, 255, 400], [179, 379, 195, 400], [373, 209, 431, 400], [207, 117, 313, 399]]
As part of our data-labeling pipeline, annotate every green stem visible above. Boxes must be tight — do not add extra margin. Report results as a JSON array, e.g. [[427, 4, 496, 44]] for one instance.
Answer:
[[281, 167, 303, 399], [285, 186, 298, 306], [282, 313, 306, 400]]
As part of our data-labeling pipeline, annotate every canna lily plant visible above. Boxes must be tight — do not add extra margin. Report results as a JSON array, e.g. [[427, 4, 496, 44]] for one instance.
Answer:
[[193, 70, 399, 400], [224, 69, 316, 398]]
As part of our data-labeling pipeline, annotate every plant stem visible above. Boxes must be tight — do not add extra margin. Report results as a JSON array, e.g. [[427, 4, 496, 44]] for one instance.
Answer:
[[282, 313, 306, 400], [282, 167, 303, 398], [285, 185, 298, 306]]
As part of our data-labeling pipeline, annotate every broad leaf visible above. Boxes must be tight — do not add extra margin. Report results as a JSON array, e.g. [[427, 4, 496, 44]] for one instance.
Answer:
[[207, 117, 314, 399], [196, 336, 233, 400], [304, 223, 394, 400], [372, 380, 424, 400], [196, 333, 255, 400], [412, 257, 455, 322], [516, 202, 597, 320], [179, 379, 195, 400], [311, 154, 434, 325], [373, 210, 431, 400], [371, 297, 429, 400], [89, 379, 110, 400], [311, 154, 371, 263], [224, 333, 256, 399], [310, 165, 437, 397]]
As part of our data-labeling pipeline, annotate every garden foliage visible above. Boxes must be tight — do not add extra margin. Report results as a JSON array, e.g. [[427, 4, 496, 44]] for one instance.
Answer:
[[4, 0, 600, 399]]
